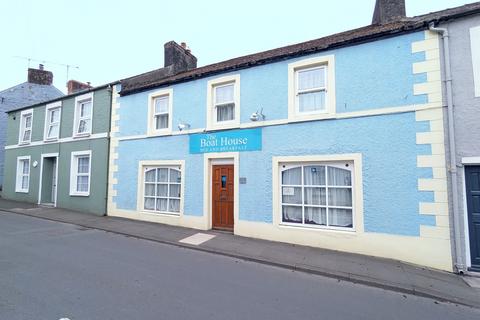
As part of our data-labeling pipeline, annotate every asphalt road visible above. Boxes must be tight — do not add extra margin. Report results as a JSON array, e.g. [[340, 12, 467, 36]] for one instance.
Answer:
[[0, 211, 479, 320]]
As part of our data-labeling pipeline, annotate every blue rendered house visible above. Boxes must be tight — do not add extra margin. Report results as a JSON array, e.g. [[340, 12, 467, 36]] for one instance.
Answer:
[[0, 65, 63, 189], [107, 0, 476, 271]]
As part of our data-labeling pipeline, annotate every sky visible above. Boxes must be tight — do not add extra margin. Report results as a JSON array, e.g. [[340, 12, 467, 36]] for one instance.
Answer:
[[0, 0, 474, 92]]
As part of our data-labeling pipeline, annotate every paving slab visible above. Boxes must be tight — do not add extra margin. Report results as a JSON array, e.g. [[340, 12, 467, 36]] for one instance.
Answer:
[[0, 197, 479, 308]]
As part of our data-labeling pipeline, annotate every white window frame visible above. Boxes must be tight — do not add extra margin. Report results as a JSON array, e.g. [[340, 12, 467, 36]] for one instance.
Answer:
[[470, 26, 480, 97], [69, 150, 92, 196], [73, 93, 94, 137], [18, 109, 33, 145], [137, 160, 185, 216], [15, 156, 31, 193], [43, 101, 62, 141], [206, 74, 240, 130], [147, 88, 173, 136], [288, 55, 336, 121], [272, 154, 363, 233]]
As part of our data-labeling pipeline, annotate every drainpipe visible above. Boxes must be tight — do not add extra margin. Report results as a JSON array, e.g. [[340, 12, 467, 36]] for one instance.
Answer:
[[429, 22, 465, 273], [105, 84, 113, 217]]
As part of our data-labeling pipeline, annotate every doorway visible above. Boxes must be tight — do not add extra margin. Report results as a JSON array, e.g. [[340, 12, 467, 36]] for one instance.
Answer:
[[212, 165, 234, 231], [465, 165, 480, 271], [39, 154, 58, 206]]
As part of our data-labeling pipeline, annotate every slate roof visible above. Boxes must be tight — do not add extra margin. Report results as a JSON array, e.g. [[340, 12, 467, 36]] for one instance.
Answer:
[[0, 82, 64, 113], [121, 1, 480, 96], [5, 81, 120, 113]]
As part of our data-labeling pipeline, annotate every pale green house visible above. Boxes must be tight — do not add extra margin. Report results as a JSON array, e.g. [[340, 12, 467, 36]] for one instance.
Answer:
[[2, 83, 117, 215]]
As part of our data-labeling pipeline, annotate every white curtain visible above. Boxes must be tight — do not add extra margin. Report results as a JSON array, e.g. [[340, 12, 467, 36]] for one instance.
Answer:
[[145, 169, 156, 182], [305, 207, 326, 225], [78, 157, 89, 173], [327, 167, 353, 227], [328, 188, 352, 207], [21, 160, 29, 189], [282, 206, 302, 223], [144, 198, 155, 210], [80, 101, 92, 117], [329, 208, 353, 227], [298, 67, 325, 91], [170, 169, 181, 183], [145, 184, 155, 196], [298, 67, 326, 112], [169, 184, 181, 198], [156, 198, 168, 211], [304, 187, 326, 205], [76, 176, 89, 192], [304, 166, 325, 185], [169, 199, 180, 213], [155, 97, 169, 129], [156, 114, 168, 129], [155, 96, 168, 114], [157, 168, 168, 182], [282, 167, 302, 185], [282, 165, 353, 227], [217, 104, 235, 122], [156, 184, 168, 197], [215, 84, 235, 122], [144, 167, 181, 213], [328, 167, 351, 186], [215, 84, 234, 104], [299, 91, 325, 112]]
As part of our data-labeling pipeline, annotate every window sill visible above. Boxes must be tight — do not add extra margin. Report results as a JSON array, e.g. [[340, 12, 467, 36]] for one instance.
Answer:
[[15, 189, 29, 193], [140, 209, 181, 217], [73, 133, 91, 139], [278, 222, 356, 233], [43, 138, 59, 143], [147, 129, 173, 137], [69, 192, 90, 197], [17, 141, 31, 146]]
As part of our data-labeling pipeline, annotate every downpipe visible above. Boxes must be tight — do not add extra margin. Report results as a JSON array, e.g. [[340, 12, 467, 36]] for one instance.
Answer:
[[429, 23, 465, 273]]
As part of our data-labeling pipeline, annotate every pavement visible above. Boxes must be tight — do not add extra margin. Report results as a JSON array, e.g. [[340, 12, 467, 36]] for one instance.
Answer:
[[0, 197, 479, 308]]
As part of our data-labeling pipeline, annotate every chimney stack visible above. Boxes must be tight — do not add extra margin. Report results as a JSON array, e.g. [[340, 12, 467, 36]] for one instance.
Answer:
[[372, 0, 406, 25], [28, 64, 53, 85], [67, 80, 93, 94], [164, 41, 197, 74]]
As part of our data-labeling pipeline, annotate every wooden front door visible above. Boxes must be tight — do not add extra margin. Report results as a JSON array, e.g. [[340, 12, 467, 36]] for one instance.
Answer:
[[466, 166, 480, 271], [212, 165, 234, 231]]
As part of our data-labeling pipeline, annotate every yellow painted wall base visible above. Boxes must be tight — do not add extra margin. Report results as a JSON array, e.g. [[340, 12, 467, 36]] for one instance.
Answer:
[[109, 208, 208, 230], [235, 220, 453, 272]]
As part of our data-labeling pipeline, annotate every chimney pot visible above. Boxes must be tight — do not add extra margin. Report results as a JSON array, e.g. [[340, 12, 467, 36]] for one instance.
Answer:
[[39, 64, 44, 70], [372, 0, 406, 25]]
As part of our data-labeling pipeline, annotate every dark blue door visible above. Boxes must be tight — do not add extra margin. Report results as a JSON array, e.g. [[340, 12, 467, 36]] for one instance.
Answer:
[[465, 166, 480, 271]]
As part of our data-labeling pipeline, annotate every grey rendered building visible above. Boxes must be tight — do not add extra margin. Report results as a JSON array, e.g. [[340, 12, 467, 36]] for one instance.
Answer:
[[430, 3, 480, 272], [0, 66, 63, 189]]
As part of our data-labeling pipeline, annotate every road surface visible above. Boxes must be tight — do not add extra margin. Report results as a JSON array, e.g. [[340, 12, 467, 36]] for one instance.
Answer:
[[0, 211, 478, 320]]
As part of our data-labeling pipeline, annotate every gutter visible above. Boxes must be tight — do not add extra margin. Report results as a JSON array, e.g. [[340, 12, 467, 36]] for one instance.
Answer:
[[428, 23, 465, 273]]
